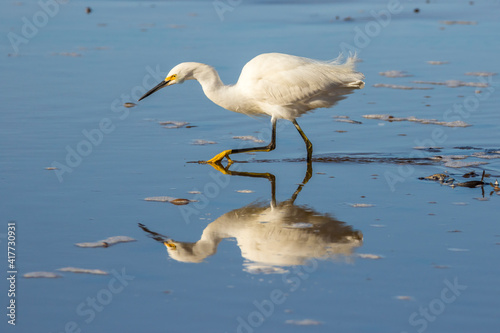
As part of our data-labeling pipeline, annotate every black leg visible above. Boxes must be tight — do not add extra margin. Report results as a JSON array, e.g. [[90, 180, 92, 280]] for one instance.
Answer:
[[292, 119, 313, 162], [204, 118, 277, 164], [230, 117, 277, 155]]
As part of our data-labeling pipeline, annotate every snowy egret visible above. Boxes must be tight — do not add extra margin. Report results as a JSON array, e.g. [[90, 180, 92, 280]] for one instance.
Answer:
[[139, 167, 363, 270], [152, 202, 362, 268], [139, 52, 365, 163]]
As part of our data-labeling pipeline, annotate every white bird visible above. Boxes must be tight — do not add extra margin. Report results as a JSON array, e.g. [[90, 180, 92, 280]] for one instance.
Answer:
[[139, 171, 363, 271], [139, 52, 365, 164], [160, 201, 363, 270], [139, 167, 363, 272]]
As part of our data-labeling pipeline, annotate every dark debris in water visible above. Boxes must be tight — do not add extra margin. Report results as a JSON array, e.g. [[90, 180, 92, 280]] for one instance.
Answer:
[[420, 170, 500, 197], [288, 154, 434, 165], [414, 147, 443, 153], [313, 155, 433, 165], [454, 147, 482, 151], [144, 196, 193, 205], [237, 153, 436, 166], [456, 180, 485, 188], [463, 171, 480, 178]]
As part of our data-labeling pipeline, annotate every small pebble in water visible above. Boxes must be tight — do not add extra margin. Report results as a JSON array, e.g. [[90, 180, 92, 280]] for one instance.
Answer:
[[85, 7, 92, 14], [124, 102, 136, 108], [170, 198, 190, 205], [144, 196, 192, 205], [236, 189, 254, 193], [396, 295, 413, 300], [350, 203, 375, 208], [427, 61, 449, 65], [358, 253, 383, 259]]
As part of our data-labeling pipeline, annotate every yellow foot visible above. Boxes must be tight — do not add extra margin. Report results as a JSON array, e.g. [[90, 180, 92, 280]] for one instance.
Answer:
[[205, 162, 230, 175], [204, 150, 234, 165]]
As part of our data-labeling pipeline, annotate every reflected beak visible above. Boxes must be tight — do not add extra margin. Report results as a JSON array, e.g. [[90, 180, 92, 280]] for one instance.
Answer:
[[138, 80, 171, 101], [164, 241, 177, 250]]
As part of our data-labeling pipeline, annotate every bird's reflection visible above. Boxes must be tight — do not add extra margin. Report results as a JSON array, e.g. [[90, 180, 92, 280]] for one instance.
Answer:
[[139, 163, 363, 274]]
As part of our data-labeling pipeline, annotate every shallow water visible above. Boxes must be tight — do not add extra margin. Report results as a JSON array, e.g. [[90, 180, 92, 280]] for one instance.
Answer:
[[1, 0, 499, 332]]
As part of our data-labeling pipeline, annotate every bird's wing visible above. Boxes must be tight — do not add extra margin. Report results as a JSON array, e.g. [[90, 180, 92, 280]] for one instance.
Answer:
[[237, 53, 365, 108]]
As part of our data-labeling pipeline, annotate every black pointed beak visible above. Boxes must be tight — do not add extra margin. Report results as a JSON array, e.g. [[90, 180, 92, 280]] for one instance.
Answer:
[[138, 80, 170, 101]]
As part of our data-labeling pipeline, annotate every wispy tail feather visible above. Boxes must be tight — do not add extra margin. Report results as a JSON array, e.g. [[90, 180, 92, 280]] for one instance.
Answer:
[[347, 79, 365, 89]]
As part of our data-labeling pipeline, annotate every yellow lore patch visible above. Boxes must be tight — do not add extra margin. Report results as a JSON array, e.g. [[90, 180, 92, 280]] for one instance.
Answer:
[[165, 74, 177, 81]]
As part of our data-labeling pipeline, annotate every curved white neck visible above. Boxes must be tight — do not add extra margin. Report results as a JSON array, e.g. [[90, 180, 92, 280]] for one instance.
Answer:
[[192, 64, 240, 112]]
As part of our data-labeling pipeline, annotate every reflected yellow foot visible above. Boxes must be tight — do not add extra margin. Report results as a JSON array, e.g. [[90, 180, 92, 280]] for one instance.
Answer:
[[205, 162, 230, 175], [204, 149, 233, 164]]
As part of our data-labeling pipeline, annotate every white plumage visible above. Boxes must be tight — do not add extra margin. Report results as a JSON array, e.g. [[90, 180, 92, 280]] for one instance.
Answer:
[[236, 53, 365, 119], [149, 201, 363, 269], [138, 166, 364, 272], [139, 52, 365, 163]]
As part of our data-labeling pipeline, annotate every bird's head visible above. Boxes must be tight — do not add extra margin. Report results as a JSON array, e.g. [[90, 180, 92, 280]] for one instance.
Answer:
[[163, 240, 209, 263], [138, 63, 198, 101]]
